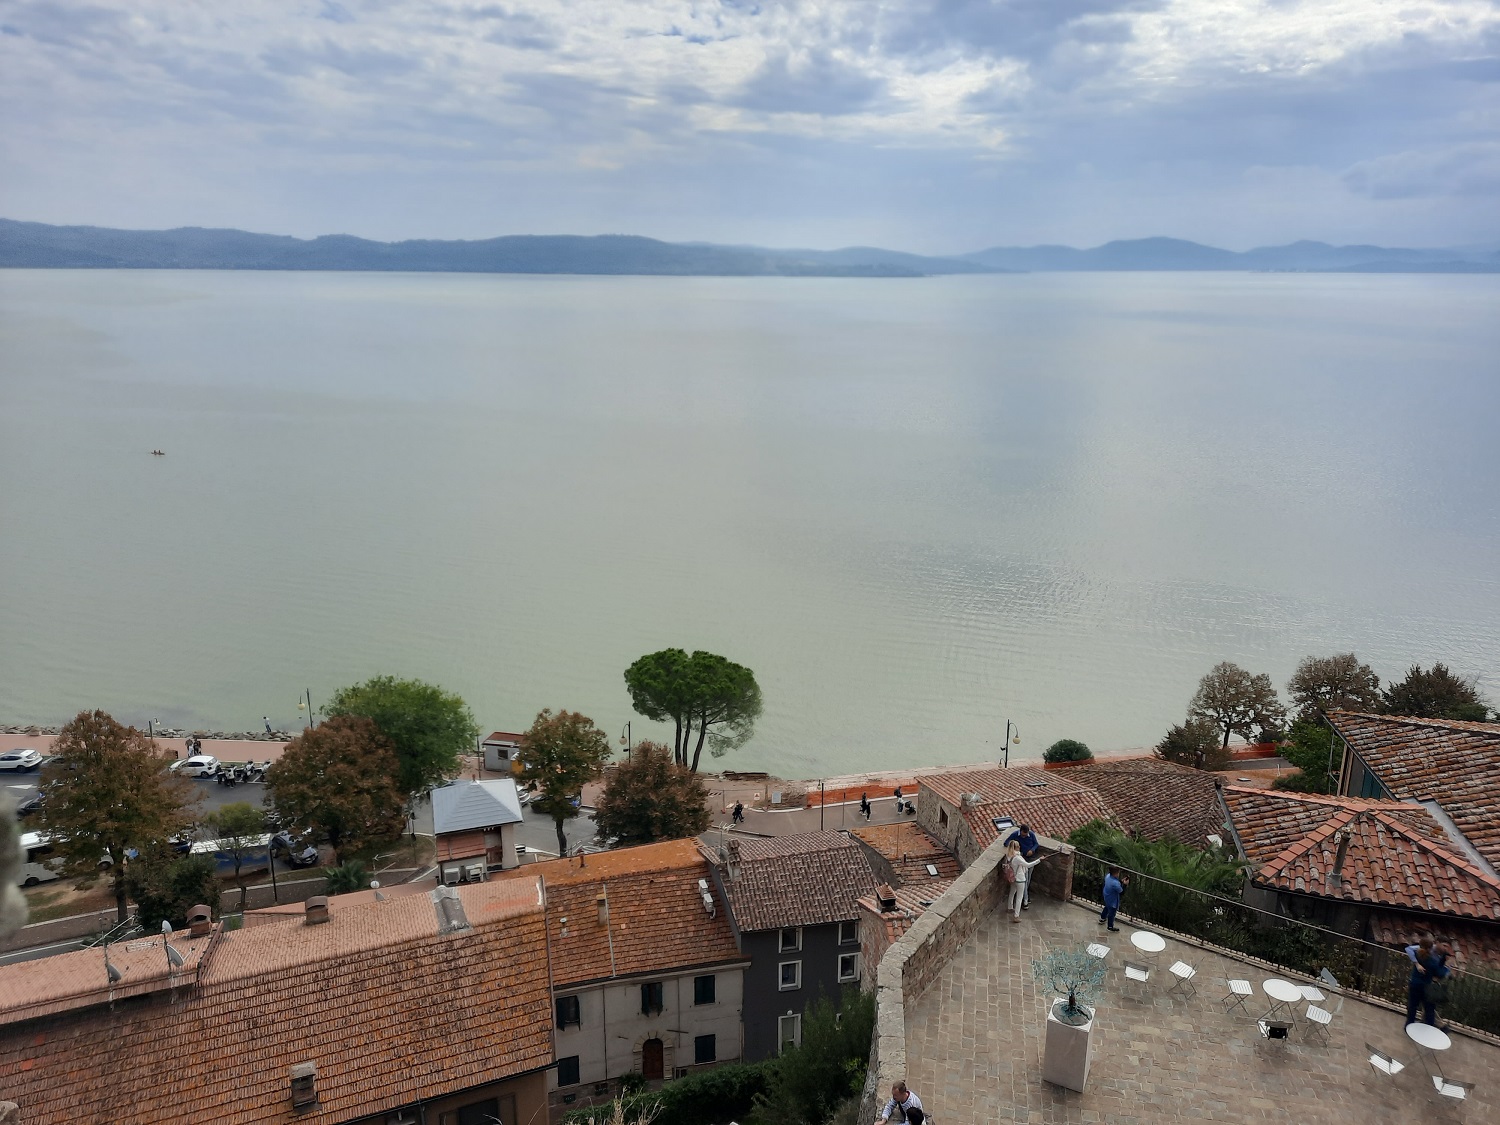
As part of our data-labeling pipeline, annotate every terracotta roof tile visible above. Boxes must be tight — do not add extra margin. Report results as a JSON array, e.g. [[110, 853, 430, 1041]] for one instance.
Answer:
[[856, 881, 956, 945], [1063, 759, 1226, 847], [1368, 910, 1500, 974], [919, 767, 1114, 848], [707, 832, 881, 932], [1221, 786, 1442, 864], [0, 880, 553, 1125], [851, 824, 961, 883], [1328, 711, 1500, 869]]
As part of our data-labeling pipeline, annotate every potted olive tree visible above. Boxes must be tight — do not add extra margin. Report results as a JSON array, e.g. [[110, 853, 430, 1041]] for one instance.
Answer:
[[1032, 945, 1107, 1092]]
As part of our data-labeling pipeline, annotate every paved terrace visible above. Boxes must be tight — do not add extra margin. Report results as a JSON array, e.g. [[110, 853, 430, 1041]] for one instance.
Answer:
[[903, 894, 1497, 1124]]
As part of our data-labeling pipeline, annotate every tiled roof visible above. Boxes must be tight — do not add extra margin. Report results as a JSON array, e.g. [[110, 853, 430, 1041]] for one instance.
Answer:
[[1221, 786, 1443, 864], [500, 840, 744, 987], [852, 824, 962, 883], [431, 778, 524, 833], [1328, 710, 1500, 869], [1368, 910, 1500, 974], [707, 832, 881, 932], [1222, 786, 1500, 921], [0, 930, 215, 1026], [857, 881, 955, 946], [0, 880, 554, 1125], [919, 767, 1114, 848], [1064, 759, 1227, 847]]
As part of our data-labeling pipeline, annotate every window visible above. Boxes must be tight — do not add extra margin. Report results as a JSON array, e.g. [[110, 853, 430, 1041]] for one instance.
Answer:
[[557, 1056, 581, 1088], [641, 981, 664, 1015], [694, 1034, 717, 1064], [779, 960, 802, 990], [838, 920, 858, 945], [838, 952, 859, 982], [555, 995, 581, 1029], [779, 927, 802, 952], [778, 1013, 801, 1053], [445, 1097, 501, 1125], [939, 808, 949, 827], [694, 974, 716, 1005]]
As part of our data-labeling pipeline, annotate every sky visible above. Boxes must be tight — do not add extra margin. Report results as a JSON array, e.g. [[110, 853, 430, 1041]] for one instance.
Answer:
[[1, 1, 1499, 252]]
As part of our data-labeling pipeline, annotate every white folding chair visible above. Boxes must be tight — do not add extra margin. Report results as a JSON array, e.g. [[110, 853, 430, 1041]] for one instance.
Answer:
[[1365, 1042, 1404, 1077], [1085, 942, 1110, 962], [1432, 1076, 1475, 1102], [1299, 984, 1325, 1004], [1222, 978, 1253, 1014], [1167, 959, 1199, 1000], [1302, 1004, 1333, 1045], [1122, 959, 1151, 998]]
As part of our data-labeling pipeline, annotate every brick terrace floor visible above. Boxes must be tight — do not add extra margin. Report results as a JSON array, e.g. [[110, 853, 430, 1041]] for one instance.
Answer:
[[904, 896, 1496, 1124]]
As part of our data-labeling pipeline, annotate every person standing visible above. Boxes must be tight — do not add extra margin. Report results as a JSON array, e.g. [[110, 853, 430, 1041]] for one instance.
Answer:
[[732, 801, 744, 825], [1004, 824, 1040, 909], [1006, 840, 1045, 922], [876, 1081, 922, 1124], [1099, 868, 1127, 932], [1404, 937, 1439, 1026], [860, 792, 871, 821], [264, 716, 272, 735]]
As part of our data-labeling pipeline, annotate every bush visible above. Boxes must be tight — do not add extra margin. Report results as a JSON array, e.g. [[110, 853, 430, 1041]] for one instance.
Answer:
[[323, 861, 370, 896], [1153, 719, 1227, 770], [1273, 718, 1337, 794], [124, 851, 219, 932], [562, 1061, 774, 1125], [1042, 739, 1093, 764], [750, 987, 875, 1125]]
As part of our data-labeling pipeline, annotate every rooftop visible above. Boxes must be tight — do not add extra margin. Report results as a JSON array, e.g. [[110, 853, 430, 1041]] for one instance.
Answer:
[[431, 777, 524, 834], [707, 831, 880, 932], [852, 823, 962, 883], [0, 880, 553, 1125], [919, 766, 1114, 849], [1063, 757, 1227, 847], [903, 893, 1500, 1124], [1329, 710, 1500, 870], [858, 880, 956, 946]]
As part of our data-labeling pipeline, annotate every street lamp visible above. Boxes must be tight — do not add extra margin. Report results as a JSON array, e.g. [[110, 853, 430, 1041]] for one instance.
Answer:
[[297, 689, 316, 730], [1003, 720, 1021, 768], [620, 722, 632, 755]]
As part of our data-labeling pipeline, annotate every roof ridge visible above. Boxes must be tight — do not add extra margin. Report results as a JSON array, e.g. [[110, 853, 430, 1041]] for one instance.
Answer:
[[1364, 809, 1500, 892], [1329, 710, 1500, 735]]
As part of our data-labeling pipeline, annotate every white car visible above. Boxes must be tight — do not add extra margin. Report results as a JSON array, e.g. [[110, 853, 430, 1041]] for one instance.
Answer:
[[172, 755, 220, 778], [0, 749, 42, 772]]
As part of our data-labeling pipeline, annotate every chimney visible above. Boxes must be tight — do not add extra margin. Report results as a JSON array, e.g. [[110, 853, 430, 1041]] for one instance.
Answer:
[[290, 1062, 318, 1110], [304, 896, 330, 925], [1330, 830, 1350, 888], [597, 892, 609, 927], [877, 883, 897, 912], [187, 904, 212, 938]]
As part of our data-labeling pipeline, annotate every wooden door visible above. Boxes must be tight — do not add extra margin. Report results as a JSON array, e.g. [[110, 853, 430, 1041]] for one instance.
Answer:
[[641, 1037, 664, 1081]]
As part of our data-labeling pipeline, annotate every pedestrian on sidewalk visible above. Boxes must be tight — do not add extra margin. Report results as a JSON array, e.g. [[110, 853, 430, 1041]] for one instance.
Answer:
[[1098, 867, 1127, 931], [860, 792, 871, 820], [1005, 840, 1045, 922], [732, 801, 744, 825], [264, 716, 272, 734]]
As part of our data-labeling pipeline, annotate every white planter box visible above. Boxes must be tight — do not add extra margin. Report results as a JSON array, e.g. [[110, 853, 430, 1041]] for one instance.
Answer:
[[1042, 1000, 1094, 1092]]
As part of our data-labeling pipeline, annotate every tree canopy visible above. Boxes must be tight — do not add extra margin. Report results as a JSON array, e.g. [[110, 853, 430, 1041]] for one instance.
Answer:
[[1187, 662, 1287, 750], [1286, 653, 1382, 721], [749, 987, 874, 1125], [1042, 739, 1093, 764], [1153, 718, 1226, 770], [624, 649, 763, 771], [1381, 663, 1491, 722], [324, 674, 480, 801], [40, 710, 201, 923], [593, 741, 711, 846], [265, 715, 407, 864], [125, 850, 219, 933], [1271, 718, 1339, 794], [518, 709, 614, 856], [205, 801, 267, 911]]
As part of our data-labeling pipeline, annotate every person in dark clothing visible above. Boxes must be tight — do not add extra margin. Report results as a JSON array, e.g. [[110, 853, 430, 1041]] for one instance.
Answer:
[[732, 801, 744, 825], [1099, 868, 1127, 931], [1404, 937, 1446, 1026], [1004, 824, 1040, 908], [860, 792, 871, 820]]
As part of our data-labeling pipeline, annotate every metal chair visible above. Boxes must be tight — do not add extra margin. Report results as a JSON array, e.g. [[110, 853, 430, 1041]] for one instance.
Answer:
[[1167, 959, 1199, 1000], [1365, 1043, 1404, 1077], [1303, 1004, 1333, 1046], [1085, 942, 1110, 963], [1222, 978, 1253, 1014], [1257, 1019, 1293, 1045], [1122, 959, 1152, 998], [1432, 1076, 1475, 1102], [1299, 984, 1325, 1004]]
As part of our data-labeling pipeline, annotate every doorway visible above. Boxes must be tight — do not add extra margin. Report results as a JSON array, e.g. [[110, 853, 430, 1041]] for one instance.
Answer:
[[641, 1037, 664, 1081]]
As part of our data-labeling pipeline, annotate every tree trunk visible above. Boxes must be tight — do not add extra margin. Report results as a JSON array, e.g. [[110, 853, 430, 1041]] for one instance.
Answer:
[[554, 813, 568, 857], [113, 867, 129, 926], [673, 717, 684, 765], [690, 715, 709, 773], [1221, 725, 1232, 749]]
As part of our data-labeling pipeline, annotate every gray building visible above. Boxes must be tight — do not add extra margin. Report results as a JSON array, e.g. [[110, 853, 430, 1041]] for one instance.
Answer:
[[702, 832, 879, 1061]]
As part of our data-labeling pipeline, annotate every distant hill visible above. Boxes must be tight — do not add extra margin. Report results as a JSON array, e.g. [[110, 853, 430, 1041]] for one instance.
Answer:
[[0, 219, 996, 278], [964, 236, 1500, 273]]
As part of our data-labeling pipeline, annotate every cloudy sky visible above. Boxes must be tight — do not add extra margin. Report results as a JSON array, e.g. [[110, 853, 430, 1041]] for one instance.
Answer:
[[2, 1, 1498, 251]]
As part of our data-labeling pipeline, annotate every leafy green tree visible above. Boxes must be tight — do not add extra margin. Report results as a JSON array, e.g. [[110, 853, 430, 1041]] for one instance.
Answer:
[[1286, 653, 1381, 721], [519, 709, 613, 855], [265, 715, 407, 864], [1153, 718, 1228, 770], [323, 860, 370, 896], [1042, 738, 1093, 764], [750, 987, 874, 1125], [125, 850, 220, 933], [1271, 718, 1339, 793], [1188, 662, 1287, 750], [593, 742, 711, 846], [624, 649, 763, 771], [40, 710, 201, 923], [205, 801, 266, 911], [324, 675, 480, 801], [1381, 664, 1490, 722]]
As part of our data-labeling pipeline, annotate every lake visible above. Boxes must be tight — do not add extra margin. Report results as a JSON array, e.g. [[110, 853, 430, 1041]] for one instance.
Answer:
[[1, 269, 1496, 778]]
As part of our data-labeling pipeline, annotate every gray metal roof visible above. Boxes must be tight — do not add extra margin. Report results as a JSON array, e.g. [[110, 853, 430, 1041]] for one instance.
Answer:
[[431, 778, 524, 834]]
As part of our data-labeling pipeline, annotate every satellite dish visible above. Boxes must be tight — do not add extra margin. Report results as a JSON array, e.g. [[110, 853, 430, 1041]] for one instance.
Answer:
[[161, 920, 173, 935], [166, 944, 185, 968], [106, 960, 123, 984]]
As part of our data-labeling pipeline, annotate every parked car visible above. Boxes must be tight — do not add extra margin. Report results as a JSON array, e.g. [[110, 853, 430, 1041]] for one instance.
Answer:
[[171, 755, 220, 778], [15, 791, 43, 819], [270, 831, 320, 868], [0, 749, 42, 772]]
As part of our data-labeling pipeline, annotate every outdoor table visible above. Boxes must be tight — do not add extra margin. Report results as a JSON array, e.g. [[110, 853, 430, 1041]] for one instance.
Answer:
[[1262, 979, 1304, 1022], [1406, 1022, 1452, 1076], [1130, 931, 1166, 956]]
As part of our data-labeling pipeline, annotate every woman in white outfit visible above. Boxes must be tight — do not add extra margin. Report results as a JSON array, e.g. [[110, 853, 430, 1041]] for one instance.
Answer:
[[1006, 840, 1045, 922]]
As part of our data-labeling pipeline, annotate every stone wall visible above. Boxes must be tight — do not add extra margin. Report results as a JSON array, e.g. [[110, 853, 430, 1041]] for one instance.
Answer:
[[859, 833, 1073, 1122]]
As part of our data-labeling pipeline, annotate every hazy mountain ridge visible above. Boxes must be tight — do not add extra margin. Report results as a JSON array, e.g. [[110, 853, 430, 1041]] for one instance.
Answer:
[[2, 220, 1496, 275]]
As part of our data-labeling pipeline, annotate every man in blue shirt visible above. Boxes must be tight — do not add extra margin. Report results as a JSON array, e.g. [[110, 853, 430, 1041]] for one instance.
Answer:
[[1004, 824, 1040, 909], [1099, 868, 1126, 932]]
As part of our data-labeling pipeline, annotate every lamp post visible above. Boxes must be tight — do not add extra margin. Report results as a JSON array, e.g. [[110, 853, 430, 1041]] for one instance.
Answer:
[[1003, 720, 1021, 768], [620, 721, 632, 757], [297, 689, 316, 730]]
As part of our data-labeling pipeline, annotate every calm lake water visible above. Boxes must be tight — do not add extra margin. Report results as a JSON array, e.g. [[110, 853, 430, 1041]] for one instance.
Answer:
[[1, 269, 1497, 778]]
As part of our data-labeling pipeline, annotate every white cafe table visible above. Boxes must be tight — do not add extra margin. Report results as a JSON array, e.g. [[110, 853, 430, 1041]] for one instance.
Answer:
[[1406, 1021, 1452, 1075], [1262, 979, 1304, 1021], [1130, 931, 1166, 956]]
